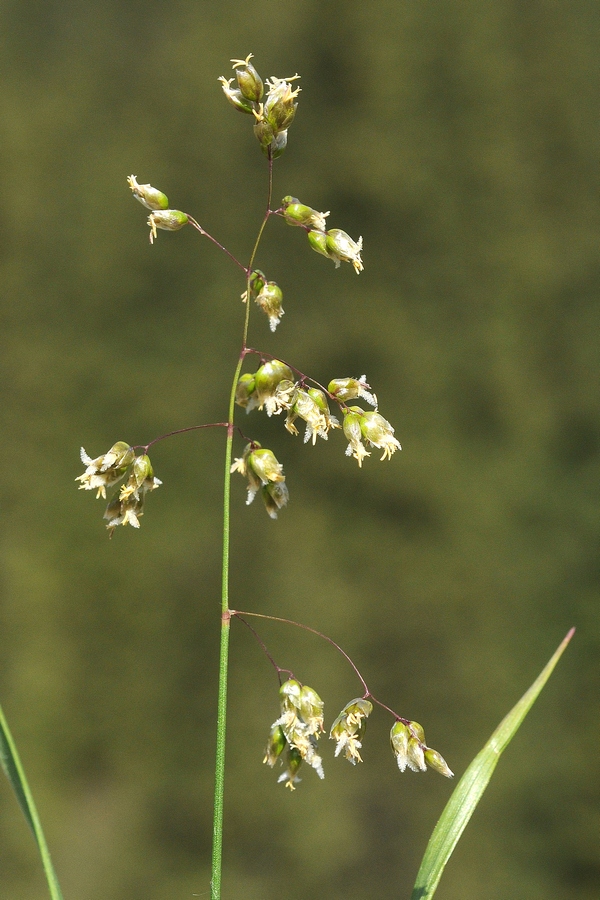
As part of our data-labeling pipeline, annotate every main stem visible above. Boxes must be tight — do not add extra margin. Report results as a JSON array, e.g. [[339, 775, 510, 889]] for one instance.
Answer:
[[210, 155, 274, 900]]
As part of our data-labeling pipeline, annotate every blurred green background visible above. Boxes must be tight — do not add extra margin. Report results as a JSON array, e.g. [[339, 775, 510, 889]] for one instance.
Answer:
[[0, 1, 598, 898]]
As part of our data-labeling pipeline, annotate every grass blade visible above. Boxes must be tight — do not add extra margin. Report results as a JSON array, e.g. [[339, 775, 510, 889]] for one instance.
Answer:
[[0, 702, 65, 900], [410, 627, 575, 900]]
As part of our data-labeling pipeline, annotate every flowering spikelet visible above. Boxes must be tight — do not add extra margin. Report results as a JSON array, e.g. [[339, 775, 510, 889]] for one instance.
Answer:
[[330, 698, 373, 765], [390, 720, 453, 778], [76, 442, 135, 499], [342, 407, 401, 465], [230, 443, 288, 517], [360, 411, 402, 461], [328, 376, 377, 408], [264, 680, 325, 788], [285, 388, 338, 445]]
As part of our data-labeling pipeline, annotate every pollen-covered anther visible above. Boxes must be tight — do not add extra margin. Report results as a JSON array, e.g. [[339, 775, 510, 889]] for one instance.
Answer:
[[100, 454, 161, 536], [118, 454, 162, 503], [271, 379, 296, 416], [263, 76, 301, 133], [306, 387, 339, 439]]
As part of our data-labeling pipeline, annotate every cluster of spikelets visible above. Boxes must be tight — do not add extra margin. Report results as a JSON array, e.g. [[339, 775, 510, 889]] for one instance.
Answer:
[[280, 195, 363, 274], [219, 54, 363, 274], [126, 175, 363, 282], [76, 442, 161, 536], [241, 269, 285, 332], [127, 175, 189, 245], [229, 443, 289, 520], [235, 359, 401, 463], [219, 53, 300, 160], [264, 679, 453, 790], [242, 200, 363, 331]]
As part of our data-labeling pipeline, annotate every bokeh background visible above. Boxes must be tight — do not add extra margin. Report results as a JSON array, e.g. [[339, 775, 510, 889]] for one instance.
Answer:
[[0, 1, 598, 898]]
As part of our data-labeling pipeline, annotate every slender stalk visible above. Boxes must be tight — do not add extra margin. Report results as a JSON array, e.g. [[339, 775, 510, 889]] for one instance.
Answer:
[[210, 154, 274, 900], [142, 422, 229, 453], [231, 610, 369, 696], [188, 216, 247, 273]]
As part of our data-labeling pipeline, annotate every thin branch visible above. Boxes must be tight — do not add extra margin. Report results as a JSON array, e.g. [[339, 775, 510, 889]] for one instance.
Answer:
[[187, 216, 248, 273], [230, 610, 369, 696]]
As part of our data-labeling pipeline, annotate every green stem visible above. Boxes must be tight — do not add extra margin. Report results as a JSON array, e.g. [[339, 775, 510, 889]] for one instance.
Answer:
[[209, 154, 274, 900]]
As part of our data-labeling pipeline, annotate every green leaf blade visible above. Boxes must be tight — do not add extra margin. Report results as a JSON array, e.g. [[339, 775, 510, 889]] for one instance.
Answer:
[[0, 702, 65, 900], [410, 627, 575, 900]]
